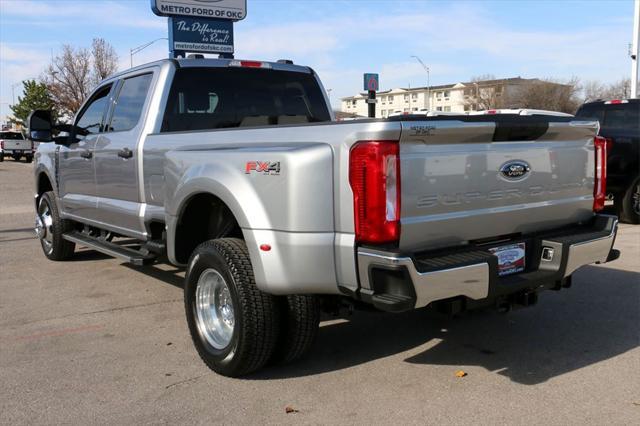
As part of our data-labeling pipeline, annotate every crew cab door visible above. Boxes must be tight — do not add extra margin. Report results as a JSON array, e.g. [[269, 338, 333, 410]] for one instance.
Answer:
[[58, 83, 113, 222], [93, 72, 154, 237]]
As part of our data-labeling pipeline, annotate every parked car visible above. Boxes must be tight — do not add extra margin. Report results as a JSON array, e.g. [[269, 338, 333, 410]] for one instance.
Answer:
[[575, 99, 640, 223], [30, 58, 619, 377], [0, 131, 34, 162]]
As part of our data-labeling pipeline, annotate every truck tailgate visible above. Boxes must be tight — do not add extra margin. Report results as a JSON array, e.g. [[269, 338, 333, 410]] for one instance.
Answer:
[[3, 140, 31, 150], [398, 118, 598, 252]]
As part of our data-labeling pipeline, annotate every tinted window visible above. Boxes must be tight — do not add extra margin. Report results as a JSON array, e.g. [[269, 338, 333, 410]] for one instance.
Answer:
[[575, 104, 605, 123], [0, 132, 23, 140], [109, 74, 153, 132], [603, 104, 640, 130], [76, 85, 112, 135], [161, 67, 331, 132]]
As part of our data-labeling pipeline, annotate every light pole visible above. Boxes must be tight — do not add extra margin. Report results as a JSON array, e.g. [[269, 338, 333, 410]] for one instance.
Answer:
[[11, 82, 22, 105], [631, 0, 640, 98], [411, 55, 430, 111], [130, 38, 168, 68]]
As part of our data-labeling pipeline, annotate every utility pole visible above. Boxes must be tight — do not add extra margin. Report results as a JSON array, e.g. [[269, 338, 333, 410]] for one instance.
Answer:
[[411, 55, 430, 111], [631, 0, 640, 98]]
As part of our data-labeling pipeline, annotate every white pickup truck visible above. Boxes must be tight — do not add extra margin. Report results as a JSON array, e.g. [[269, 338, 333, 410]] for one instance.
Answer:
[[0, 131, 34, 163], [30, 58, 619, 377]]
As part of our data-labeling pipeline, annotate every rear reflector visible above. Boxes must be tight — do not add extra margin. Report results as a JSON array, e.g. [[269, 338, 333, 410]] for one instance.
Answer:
[[349, 140, 400, 244], [593, 136, 608, 212], [229, 60, 271, 69]]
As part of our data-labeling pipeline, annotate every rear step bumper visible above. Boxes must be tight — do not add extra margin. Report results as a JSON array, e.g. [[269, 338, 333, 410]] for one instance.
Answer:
[[356, 214, 618, 312]]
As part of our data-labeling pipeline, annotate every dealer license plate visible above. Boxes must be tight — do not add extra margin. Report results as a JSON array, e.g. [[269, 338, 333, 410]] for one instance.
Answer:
[[489, 242, 526, 276]]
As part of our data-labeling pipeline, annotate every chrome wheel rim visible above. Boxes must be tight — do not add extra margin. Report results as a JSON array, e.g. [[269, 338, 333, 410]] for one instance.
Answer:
[[633, 182, 640, 216], [37, 198, 54, 254], [195, 269, 235, 350]]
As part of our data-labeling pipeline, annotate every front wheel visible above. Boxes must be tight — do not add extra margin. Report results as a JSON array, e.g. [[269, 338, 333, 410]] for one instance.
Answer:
[[36, 191, 75, 260], [618, 177, 640, 224], [184, 238, 280, 377]]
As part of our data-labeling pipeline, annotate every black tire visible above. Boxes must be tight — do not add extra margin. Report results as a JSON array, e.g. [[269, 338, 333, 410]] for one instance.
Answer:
[[618, 177, 640, 224], [37, 191, 75, 261], [184, 238, 279, 377], [25, 155, 33, 163], [0, 154, 4, 162], [270, 295, 320, 365], [12, 154, 21, 161]]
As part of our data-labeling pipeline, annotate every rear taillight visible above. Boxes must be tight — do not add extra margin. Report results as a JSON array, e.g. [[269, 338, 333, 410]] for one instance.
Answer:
[[349, 140, 400, 244], [593, 136, 608, 212], [604, 99, 628, 105]]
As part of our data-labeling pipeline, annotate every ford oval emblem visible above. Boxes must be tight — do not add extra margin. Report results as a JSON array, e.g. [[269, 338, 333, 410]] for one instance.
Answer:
[[500, 161, 531, 180]]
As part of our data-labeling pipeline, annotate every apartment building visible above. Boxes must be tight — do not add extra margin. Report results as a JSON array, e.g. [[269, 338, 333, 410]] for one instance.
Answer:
[[341, 77, 544, 118]]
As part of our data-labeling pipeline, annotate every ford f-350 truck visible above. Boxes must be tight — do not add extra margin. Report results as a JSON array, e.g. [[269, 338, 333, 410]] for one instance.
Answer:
[[29, 58, 619, 377]]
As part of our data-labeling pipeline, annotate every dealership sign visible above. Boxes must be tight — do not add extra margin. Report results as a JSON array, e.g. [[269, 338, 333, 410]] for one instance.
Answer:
[[151, 0, 247, 21], [170, 17, 234, 54]]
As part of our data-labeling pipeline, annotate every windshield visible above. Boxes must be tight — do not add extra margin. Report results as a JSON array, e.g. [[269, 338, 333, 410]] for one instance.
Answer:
[[161, 67, 331, 132]]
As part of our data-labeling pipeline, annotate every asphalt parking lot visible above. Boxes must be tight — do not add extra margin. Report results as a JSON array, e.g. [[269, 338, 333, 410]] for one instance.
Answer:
[[1, 159, 638, 425]]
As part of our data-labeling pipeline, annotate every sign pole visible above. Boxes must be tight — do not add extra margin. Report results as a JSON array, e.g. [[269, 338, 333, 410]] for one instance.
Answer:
[[363, 73, 379, 118], [368, 91, 376, 118]]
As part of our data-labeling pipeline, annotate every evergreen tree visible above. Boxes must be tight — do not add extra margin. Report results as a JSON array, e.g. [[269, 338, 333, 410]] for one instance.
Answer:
[[10, 80, 58, 126]]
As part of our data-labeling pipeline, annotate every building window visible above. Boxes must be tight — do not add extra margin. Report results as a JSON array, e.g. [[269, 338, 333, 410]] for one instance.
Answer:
[[352, 100, 356, 106], [412, 107, 418, 111], [404, 94, 409, 102], [403, 108, 409, 112], [411, 93, 418, 99], [444, 90, 450, 97], [444, 106, 451, 112], [464, 105, 470, 111], [436, 106, 442, 111], [388, 95, 394, 102]]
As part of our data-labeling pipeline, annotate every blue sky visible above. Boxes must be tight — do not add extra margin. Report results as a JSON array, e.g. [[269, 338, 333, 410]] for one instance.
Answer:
[[0, 0, 635, 118]]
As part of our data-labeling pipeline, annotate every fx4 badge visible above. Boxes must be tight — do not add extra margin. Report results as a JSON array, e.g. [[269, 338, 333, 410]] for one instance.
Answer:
[[245, 161, 281, 175]]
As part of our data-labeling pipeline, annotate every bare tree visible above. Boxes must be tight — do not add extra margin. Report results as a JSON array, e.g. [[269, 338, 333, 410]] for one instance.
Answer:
[[583, 78, 631, 102], [43, 39, 118, 120], [43, 45, 92, 119], [92, 38, 119, 84], [464, 74, 507, 110], [508, 77, 582, 114]]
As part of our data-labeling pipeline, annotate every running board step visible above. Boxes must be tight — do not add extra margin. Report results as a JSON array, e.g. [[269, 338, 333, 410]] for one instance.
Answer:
[[371, 293, 415, 313], [63, 231, 156, 266]]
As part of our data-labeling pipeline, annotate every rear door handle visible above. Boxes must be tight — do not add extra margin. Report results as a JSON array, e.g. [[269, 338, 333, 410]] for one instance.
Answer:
[[118, 148, 133, 159], [80, 150, 92, 159]]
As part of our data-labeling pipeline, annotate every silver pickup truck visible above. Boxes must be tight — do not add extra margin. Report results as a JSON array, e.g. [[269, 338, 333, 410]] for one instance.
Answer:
[[29, 58, 619, 377]]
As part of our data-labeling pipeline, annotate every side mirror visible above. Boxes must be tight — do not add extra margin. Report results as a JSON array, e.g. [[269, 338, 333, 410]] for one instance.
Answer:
[[28, 110, 53, 142]]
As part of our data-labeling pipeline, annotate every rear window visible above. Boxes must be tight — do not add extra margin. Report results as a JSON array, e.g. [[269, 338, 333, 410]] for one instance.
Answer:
[[161, 67, 331, 132], [576, 103, 639, 130], [0, 132, 24, 140]]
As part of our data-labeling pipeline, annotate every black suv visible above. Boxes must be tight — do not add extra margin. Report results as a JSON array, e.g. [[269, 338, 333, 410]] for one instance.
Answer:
[[575, 99, 640, 223]]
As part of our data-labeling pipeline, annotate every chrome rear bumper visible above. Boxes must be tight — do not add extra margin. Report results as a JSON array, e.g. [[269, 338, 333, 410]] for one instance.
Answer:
[[356, 214, 618, 312]]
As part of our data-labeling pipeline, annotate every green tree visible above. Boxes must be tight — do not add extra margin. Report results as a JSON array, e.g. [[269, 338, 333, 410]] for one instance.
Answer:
[[9, 80, 58, 126]]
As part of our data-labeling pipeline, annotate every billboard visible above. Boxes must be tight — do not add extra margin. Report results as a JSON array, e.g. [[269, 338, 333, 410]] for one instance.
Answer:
[[152, 0, 246, 21], [170, 17, 234, 54]]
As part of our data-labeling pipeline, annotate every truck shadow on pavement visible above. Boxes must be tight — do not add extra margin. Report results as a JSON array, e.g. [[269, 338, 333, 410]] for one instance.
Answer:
[[253, 265, 639, 385]]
